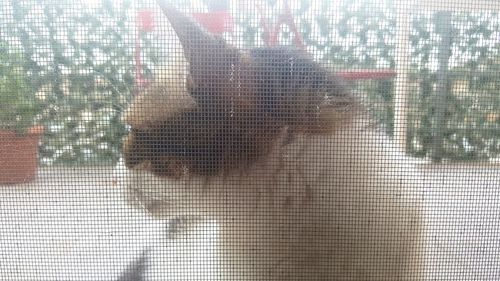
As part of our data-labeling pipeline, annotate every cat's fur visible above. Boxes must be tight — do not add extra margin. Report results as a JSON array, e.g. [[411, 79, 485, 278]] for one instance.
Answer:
[[122, 2, 424, 280]]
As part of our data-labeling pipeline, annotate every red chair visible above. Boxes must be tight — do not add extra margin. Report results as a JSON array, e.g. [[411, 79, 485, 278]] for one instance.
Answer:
[[134, 4, 396, 93]]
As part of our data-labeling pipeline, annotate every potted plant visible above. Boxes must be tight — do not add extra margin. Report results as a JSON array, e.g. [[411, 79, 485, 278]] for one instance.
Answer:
[[0, 44, 43, 184]]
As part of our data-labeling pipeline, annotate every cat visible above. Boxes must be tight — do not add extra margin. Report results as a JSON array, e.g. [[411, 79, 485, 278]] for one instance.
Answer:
[[122, 1, 424, 280]]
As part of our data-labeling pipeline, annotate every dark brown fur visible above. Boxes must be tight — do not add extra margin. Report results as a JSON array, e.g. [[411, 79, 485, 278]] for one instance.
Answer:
[[123, 9, 358, 177]]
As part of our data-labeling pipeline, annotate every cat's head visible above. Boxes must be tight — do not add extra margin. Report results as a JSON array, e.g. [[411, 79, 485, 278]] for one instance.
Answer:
[[122, 1, 360, 179]]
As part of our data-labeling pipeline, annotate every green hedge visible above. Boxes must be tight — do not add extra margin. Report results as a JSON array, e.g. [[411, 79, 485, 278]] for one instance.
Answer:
[[1, 0, 499, 165]]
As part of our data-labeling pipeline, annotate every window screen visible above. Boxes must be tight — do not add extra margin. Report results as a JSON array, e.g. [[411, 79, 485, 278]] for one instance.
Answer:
[[1, 1, 499, 280]]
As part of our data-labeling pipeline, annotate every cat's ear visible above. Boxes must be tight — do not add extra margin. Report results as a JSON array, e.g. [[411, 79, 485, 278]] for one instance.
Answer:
[[157, 0, 240, 99], [157, 1, 217, 61]]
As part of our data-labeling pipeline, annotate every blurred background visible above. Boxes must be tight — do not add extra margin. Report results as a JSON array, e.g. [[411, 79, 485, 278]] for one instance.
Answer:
[[1, 0, 499, 167], [1, 1, 500, 280]]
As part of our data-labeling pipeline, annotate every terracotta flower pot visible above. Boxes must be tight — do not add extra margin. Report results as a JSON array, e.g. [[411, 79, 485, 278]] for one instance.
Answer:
[[0, 125, 44, 184]]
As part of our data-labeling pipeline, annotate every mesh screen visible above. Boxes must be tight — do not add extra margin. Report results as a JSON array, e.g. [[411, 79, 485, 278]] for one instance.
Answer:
[[1, 0, 500, 280]]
